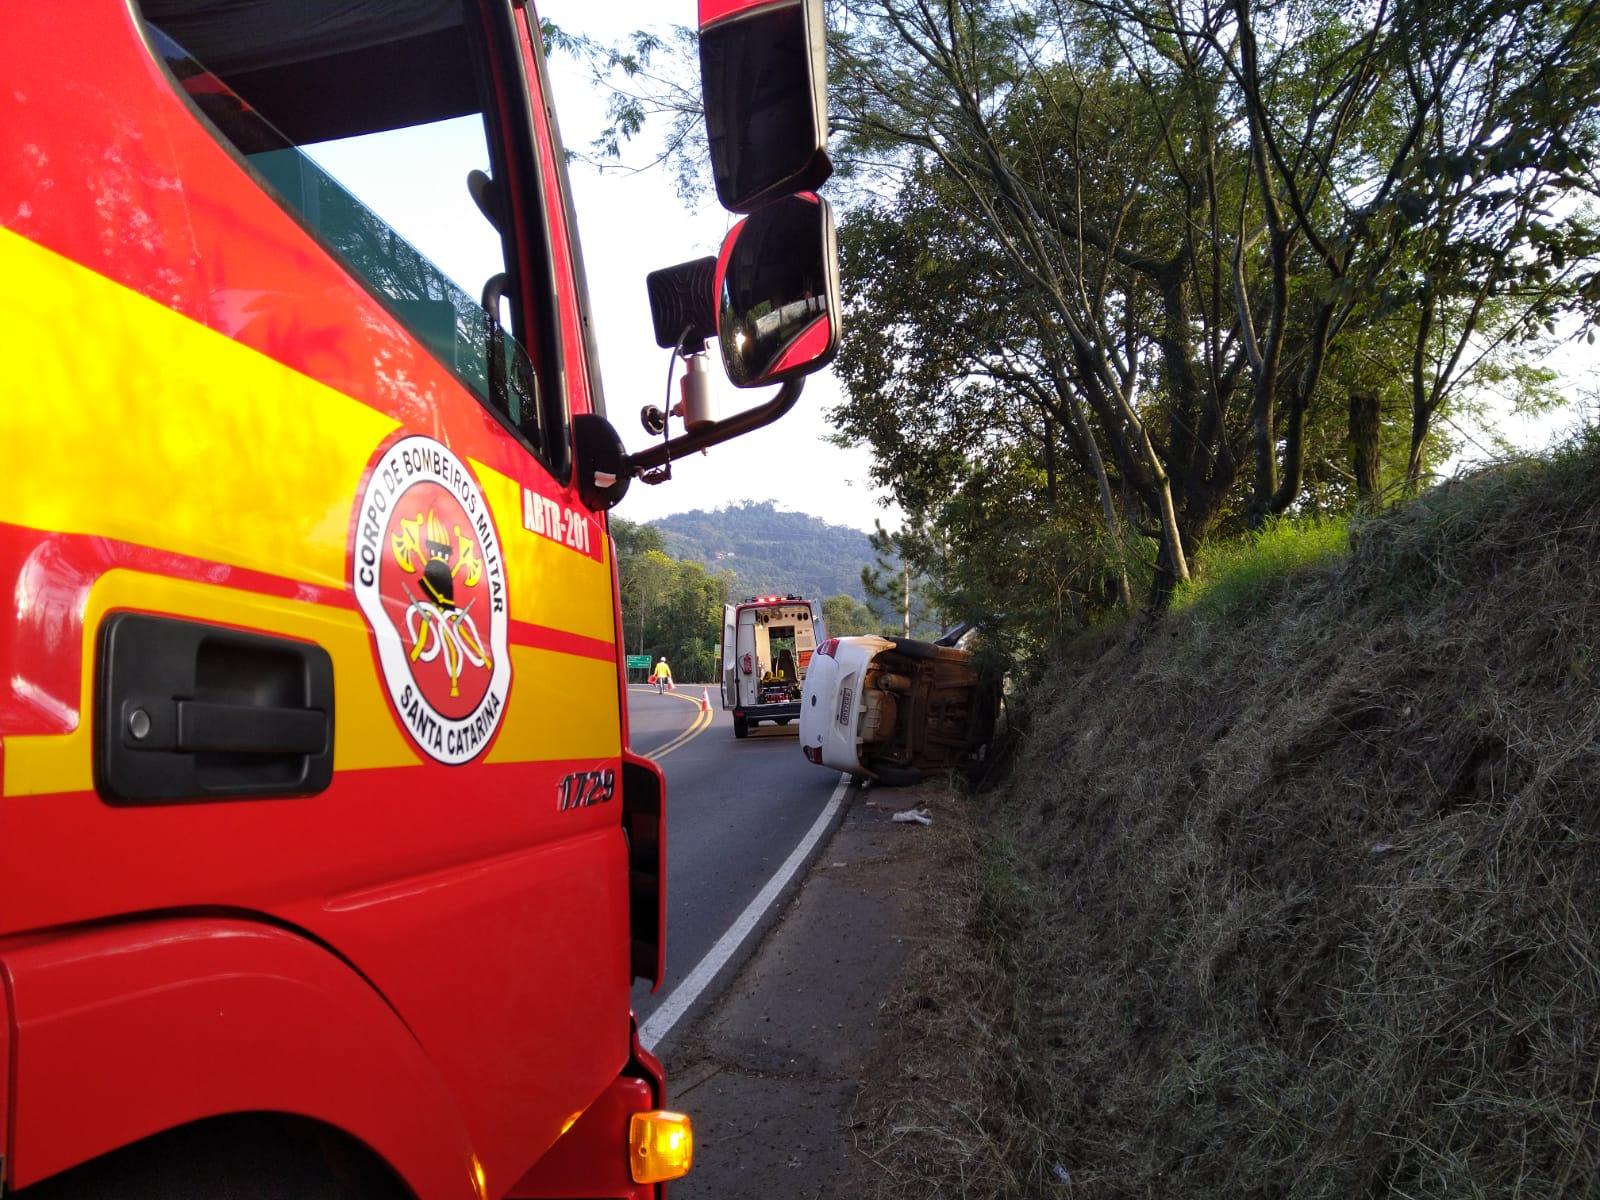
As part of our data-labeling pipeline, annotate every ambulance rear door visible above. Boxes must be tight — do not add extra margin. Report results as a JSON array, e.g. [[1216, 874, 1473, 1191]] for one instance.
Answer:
[[720, 603, 738, 708]]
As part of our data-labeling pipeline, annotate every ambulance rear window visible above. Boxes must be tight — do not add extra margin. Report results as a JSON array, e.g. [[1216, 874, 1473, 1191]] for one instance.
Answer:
[[136, 0, 570, 477]]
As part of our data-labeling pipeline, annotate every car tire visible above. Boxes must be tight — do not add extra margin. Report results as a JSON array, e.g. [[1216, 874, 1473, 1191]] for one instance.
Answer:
[[775, 718, 791, 726], [733, 715, 748, 739]]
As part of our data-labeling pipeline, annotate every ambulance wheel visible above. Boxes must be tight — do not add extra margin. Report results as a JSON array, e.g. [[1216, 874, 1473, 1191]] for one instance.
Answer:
[[19, 1114, 404, 1199], [733, 715, 749, 739], [776, 718, 791, 726]]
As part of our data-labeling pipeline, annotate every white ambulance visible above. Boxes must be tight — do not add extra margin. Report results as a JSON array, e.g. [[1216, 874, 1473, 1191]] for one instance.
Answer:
[[720, 595, 826, 738]]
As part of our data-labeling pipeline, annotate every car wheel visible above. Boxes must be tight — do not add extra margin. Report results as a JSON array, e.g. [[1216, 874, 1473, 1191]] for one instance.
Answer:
[[733, 715, 748, 739]]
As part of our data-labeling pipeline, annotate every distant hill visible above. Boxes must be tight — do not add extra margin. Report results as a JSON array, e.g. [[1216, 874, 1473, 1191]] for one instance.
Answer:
[[652, 500, 878, 601]]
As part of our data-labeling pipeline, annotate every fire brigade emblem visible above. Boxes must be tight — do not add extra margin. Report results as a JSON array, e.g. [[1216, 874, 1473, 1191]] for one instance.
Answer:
[[353, 435, 511, 764]]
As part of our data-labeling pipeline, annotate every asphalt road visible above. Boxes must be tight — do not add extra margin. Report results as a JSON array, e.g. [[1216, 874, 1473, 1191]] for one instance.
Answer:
[[624, 684, 845, 1042]]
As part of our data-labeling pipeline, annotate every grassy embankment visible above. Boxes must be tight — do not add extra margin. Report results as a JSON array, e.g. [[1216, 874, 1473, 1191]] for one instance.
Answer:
[[862, 435, 1600, 1198]]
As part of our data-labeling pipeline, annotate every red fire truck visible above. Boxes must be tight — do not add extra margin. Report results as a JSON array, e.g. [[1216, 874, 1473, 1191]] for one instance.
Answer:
[[0, 0, 837, 1195]]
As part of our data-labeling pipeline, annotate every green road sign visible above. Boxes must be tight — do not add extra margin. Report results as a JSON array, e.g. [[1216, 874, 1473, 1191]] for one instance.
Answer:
[[625, 655, 652, 669]]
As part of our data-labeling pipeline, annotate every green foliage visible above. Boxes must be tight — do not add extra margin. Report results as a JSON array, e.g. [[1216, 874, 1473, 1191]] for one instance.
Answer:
[[556, 0, 1600, 667], [860, 519, 942, 638], [539, 20, 707, 201], [650, 500, 881, 602], [889, 446, 1157, 670], [610, 516, 663, 559], [821, 592, 877, 636], [612, 517, 731, 682], [1172, 517, 1352, 623], [874, 436, 1600, 1198]]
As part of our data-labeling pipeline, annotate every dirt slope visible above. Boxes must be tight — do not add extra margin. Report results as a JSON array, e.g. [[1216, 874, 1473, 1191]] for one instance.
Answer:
[[862, 441, 1600, 1198]]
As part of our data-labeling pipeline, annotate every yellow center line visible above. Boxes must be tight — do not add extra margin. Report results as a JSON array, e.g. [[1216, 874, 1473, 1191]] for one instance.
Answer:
[[647, 706, 712, 761], [629, 687, 715, 762]]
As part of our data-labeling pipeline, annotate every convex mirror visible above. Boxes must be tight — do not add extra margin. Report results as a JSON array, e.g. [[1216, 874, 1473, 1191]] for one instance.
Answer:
[[699, 0, 832, 212], [715, 193, 839, 387]]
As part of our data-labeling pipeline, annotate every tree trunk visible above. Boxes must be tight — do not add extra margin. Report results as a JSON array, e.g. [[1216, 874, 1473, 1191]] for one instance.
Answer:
[[1405, 287, 1438, 494], [1043, 415, 1058, 503], [1268, 302, 1335, 518], [1148, 536, 1180, 610], [1349, 389, 1381, 504], [1235, 0, 1293, 531], [1061, 348, 1189, 603], [1044, 368, 1133, 613], [1405, 406, 1431, 495]]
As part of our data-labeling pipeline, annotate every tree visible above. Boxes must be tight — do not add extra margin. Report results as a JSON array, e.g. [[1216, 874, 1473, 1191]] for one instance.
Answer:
[[610, 515, 664, 560], [830, 0, 1598, 589], [861, 520, 944, 637], [822, 593, 875, 635], [611, 517, 733, 680], [1131, 0, 1600, 504], [557, 0, 1600, 619]]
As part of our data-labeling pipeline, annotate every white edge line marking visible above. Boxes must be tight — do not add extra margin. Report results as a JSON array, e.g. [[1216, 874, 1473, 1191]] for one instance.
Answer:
[[639, 771, 854, 1050]]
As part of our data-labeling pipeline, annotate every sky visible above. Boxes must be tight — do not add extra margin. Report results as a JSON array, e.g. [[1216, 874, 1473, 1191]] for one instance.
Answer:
[[527, 1, 894, 534]]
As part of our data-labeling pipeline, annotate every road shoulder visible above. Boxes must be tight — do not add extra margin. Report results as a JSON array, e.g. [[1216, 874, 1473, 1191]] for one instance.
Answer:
[[659, 777, 953, 1197]]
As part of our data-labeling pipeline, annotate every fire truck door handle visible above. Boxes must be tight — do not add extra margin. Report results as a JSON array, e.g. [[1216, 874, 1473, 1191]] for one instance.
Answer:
[[174, 700, 329, 756], [96, 612, 336, 804]]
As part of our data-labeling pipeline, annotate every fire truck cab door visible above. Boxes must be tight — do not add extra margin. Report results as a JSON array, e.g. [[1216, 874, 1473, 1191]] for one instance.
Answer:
[[1, 0, 625, 1188]]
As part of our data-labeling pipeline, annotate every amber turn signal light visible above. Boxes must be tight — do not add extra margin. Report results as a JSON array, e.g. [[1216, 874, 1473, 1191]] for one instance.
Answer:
[[629, 1110, 694, 1184]]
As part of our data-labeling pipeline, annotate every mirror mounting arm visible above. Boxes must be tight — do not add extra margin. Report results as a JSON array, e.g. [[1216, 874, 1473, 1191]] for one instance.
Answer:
[[626, 378, 805, 482]]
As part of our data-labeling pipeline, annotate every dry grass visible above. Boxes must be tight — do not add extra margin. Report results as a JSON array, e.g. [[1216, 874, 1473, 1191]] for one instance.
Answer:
[[860, 435, 1600, 1198]]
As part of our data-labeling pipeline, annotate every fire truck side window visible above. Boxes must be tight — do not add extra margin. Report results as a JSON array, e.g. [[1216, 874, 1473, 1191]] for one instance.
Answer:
[[136, 0, 569, 475]]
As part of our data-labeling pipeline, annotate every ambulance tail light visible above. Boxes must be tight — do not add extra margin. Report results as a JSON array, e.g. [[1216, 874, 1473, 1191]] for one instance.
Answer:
[[816, 638, 838, 659], [803, 745, 822, 765]]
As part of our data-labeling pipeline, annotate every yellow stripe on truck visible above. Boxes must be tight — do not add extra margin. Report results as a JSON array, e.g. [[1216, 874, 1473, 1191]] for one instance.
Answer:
[[0, 226, 615, 647], [486, 646, 621, 764], [0, 230, 622, 795], [0, 227, 397, 590], [476, 470, 615, 646], [4, 575, 624, 797], [4, 570, 421, 797]]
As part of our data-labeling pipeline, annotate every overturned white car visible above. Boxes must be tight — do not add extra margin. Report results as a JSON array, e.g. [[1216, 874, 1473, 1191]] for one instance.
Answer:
[[799, 631, 998, 784]]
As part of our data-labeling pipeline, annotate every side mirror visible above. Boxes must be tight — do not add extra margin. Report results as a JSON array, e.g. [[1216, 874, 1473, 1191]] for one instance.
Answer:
[[699, 0, 832, 213], [573, 412, 631, 510], [715, 193, 840, 388]]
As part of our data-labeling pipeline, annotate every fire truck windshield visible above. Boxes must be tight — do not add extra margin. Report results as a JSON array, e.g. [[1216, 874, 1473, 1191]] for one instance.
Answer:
[[135, 0, 568, 470]]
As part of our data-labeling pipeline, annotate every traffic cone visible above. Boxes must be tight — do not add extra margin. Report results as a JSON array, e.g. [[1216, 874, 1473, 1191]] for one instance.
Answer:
[[701, 687, 712, 712]]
